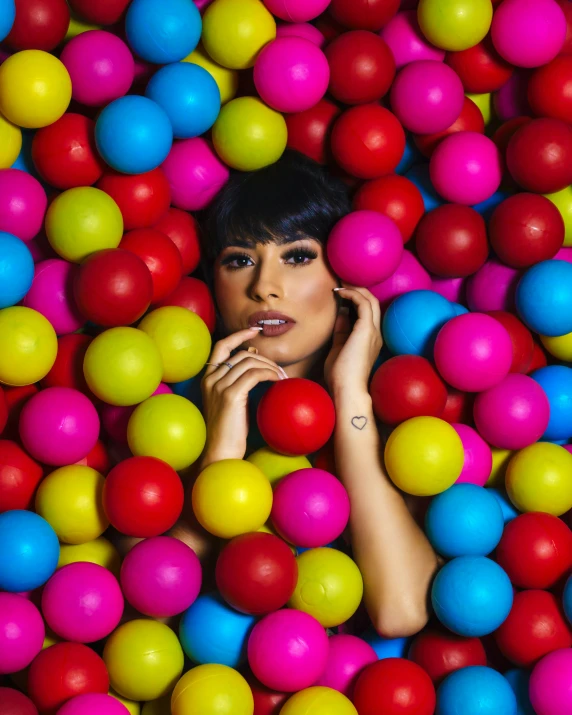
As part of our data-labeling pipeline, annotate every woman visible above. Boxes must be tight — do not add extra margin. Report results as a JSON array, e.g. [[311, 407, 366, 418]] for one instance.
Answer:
[[174, 151, 439, 638]]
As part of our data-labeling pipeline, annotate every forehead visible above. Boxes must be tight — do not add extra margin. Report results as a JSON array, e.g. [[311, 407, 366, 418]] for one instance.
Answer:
[[218, 233, 320, 252]]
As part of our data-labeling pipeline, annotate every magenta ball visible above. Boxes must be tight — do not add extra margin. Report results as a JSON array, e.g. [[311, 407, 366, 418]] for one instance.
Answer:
[[452, 423, 492, 487], [430, 132, 502, 205], [0, 688, 38, 715], [254, 37, 330, 113], [57, 694, 130, 715], [271, 467, 350, 548], [473, 373, 550, 450], [264, 0, 330, 22], [493, 70, 531, 121], [41, 562, 123, 643], [19, 387, 100, 466], [434, 313, 513, 392], [316, 635, 377, 698], [22, 259, 84, 335], [390, 60, 464, 134], [0, 169, 47, 242], [466, 259, 521, 313], [555, 247, 572, 264], [276, 22, 325, 47], [432, 276, 465, 303], [162, 137, 229, 211], [327, 210, 403, 287], [248, 609, 329, 692], [381, 11, 445, 68], [491, 0, 566, 68], [60, 30, 135, 107], [530, 648, 572, 715], [0, 593, 44, 675], [370, 250, 432, 310], [120, 536, 202, 618]]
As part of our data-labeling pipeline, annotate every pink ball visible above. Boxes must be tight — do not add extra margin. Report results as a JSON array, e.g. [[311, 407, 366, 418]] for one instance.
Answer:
[[271, 467, 350, 548], [390, 60, 464, 134], [432, 276, 465, 303], [60, 30, 135, 107], [22, 259, 84, 336], [19, 386, 100, 466], [0, 688, 38, 715], [57, 694, 130, 715], [263, 0, 330, 22], [327, 210, 403, 287], [248, 609, 329, 692], [430, 132, 503, 205], [452, 423, 492, 487], [491, 0, 566, 68], [381, 11, 445, 68], [434, 313, 513, 392], [120, 536, 202, 618], [530, 648, 572, 715], [466, 259, 522, 313], [0, 593, 44, 675], [555, 247, 572, 264], [0, 169, 47, 242], [41, 562, 123, 643], [162, 138, 229, 211], [276, 22, 325, 47], [370, 249, 432, 310], [100, 383, 171, 444], [492, 70, 531, 121], [254, 37, 330, 113], [316, 635, 377, 698], [473, 373, 550, 450]]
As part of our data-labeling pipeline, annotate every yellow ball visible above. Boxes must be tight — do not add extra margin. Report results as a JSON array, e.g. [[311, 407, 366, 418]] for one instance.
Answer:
[[141, 697, 171, 715], [289, 548, 363, 628], [58, 537, 121, 577], [43, 628, 60, 650], [128, 394, 206, 471], [0, 50, 71, 129], [202, 0, 276, 70], [280, 687, 358, 715], [541, 331, 572, 361], [247, 447, 311, 487], [212, 97, 287, 171], [184, 43, 238, 104], [545, 186, 572, 246], [110, 690, 141, 715], [417, 0, 493, 51], [506, 442, 572, 516], [83, 327, 163, 406], [192, 459, 273, 538], [486, 448, 514, 488], [0, 112, 22, 168], [384, 416, 464, 496], [0, 306, 57, 386], [466, 92, 493, 126], [66, 13, 101, 40], [35, 465, 108, 544], [103, 620, 184, 702], [139, 307, 211, 383], [171, 664, 254, 715], [45, 187, 123, 263]]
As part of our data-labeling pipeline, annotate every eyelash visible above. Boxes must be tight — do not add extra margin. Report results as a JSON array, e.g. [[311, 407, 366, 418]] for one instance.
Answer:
[[220, 247, 319, 271]]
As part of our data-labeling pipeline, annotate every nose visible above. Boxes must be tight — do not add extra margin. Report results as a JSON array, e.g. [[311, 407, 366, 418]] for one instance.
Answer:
[[249, 258, 283, 302]]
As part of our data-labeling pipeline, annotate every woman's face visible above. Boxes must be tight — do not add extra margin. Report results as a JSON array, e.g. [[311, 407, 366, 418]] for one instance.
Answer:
[[214, 236, 340, 373]]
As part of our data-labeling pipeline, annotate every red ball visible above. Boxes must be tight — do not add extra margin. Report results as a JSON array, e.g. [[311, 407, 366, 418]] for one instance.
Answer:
[[75, 439, 110, 475], [415, 204, 489, 278], [42, 333, 92, 394], [555, 0, 572, 55], [492, 117, 531, 155], [494, 590, 572, 667], [413, 96, 485, 158], [488, 193, 564, 268], [353, 174, 424, 243], [74, 248, 153, 326], [330, 0, 400, 30], [6, 0, 69, 51], [0, 688, 38, 715], [103, 456, 184, 537], [370, 355, 447, 425], [331, 104, 405, 179], [0, 385, 7, 435], [506, 118, 572, 193], [495, 512, 572, 589], [528, 56, 572, 123], [216, 532, 298, 615], [68, 0, 130, 25], [313, 12, 345, 43], [120, 228, 183, 302], [528, 341, 548, 372], [446, 39, 514, 94], [27, 642, 109, 715], [353, 658, 436, 715], [441, 388, 474, 425], [155, 276, 217, 334], [97, 168, 171, 230], [3, 385, 38, 440], [0, 439, 43, 512], [487, 311, 534, 374], [246, 674, 289, 715], [285, 99, 341, 165], [153, 208, 201, 275], [257, 378, 336, 456], [32, 114, 105, 190], [408, 628, 487, 685], [325, 30, 395, 105]]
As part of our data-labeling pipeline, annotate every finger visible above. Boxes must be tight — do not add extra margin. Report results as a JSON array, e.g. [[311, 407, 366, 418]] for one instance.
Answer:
[[205, 327, 262, 376], [203, 351, 286, 387], [213, 357, 285, 391], [334, 287, 374, 327], [331, 306, 352, 349], [223, 367, 283, 401], [339, 284, 382, 328]]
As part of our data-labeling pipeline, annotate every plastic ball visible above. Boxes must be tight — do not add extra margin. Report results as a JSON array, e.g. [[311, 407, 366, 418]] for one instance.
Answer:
[[517, 260, 572, 336], [432, 276, 465, 304], [246, 448, 310, 487], [0, 439, 43, 512], [5, 0, 68, 51], [446, 39, 513, 93], [531, 365, 572, 440], [171, 664, 253, 715], [0, 0, 15, 42], [0, 169, 46, 241], [152, 208, 200, 274], [486, 311, 534, 375], [281, 687, 357, 715], [57, 694, 131, 715], [58, 536, 121, 577], [436, 666, 517, 715], [330, 0, 399, 31], [0, 232, 33, 309], [155, 276, 215, 333], [417, 0, 492, 51], [285, 98, 340, 165], [412, 96, 485, 159], [408, 629, 487, 685], [42, 333, 91, 394], [104, 620, 184, 702], [466, 259, 521, 313], [369, 250, 432, 310], [0, 688, 38, 715], [184, 43, 238, 105], [0, 306, 58, 386], [0, 593, 44, 674], [67, 0, 129, 25], [277, 21, 325, 45], [315, 635, 377, 698], [0, 113, 21, 169], [488, 487, 519, 523], [528, 55, 572, 124], [530, 648, 572, 715], [453, 424, 492, 486], [263, 0, 329, 21], [381, 10, 444, 68], [544, 185, 572, 248]]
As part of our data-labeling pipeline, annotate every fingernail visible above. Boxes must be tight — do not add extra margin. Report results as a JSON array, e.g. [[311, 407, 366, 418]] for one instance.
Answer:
[[280, 368, 288, 379], [333, 287, 344, 292], [249, 326, 263, 331]]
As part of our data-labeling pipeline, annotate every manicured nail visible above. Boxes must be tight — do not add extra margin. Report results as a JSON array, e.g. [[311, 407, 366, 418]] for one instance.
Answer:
[[280, 368, 288, 379], [249, 326, 263, 330], [333, 287, 344, 292]]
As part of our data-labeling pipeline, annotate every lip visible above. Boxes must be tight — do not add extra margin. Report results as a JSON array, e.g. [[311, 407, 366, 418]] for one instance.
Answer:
[[248, 310, 296, 338]]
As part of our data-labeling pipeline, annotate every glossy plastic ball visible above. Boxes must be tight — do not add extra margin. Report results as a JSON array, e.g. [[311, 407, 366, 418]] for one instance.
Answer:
[[516, 260, 572, 336], [466, 259, 521, 313], [370, 250, 432, 310], [329, 0, 399, 31], [0, 169, 46, 241], [528, 55, 572, 124], [57, 694, 131, 715], [0, 593, 44, 674], [529, 648, 572, 715], [446, 39, 513, 93], [487, 310, 534, 374], [0, 688, 38, 715], [418, 0, 493, 51], [171, 665, 253, 715], [381, 10, 445, 68], [97, 168, 171, 231], [453, 424, 492, 486], [0, 439, 43, 512], [436, 666, 517, 715], [23, 259, 84, 336], [0, 306, 57, 386], [281, 687, 357, 715], [285, 98, 340, 165], [408, 629, 487, 685], [316, 635, 377, 698], [5, 0, 68, 52], [264, 0, 329, 22], [0, 232, 34, 309], [153, 208, 200, 274], [155, 276, 216, 333], [531, 365, 572, 441]]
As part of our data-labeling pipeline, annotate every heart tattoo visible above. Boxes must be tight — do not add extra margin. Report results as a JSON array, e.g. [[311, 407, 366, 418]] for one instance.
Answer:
[[351, 416, 368, 430]]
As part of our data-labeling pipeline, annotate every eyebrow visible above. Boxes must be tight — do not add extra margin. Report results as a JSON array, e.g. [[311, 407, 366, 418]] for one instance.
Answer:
[[222, 235, 320, 250]]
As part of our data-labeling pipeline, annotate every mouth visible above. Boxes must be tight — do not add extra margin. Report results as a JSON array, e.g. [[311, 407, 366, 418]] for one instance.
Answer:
[[248, 311, 296, 338]]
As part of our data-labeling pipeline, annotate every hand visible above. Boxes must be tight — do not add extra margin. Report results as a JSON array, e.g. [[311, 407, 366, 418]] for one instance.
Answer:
[[324, 285, 383, 398]]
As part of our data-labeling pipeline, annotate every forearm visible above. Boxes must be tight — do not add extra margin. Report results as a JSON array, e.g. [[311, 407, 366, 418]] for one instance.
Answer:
[[333, 389, 439, 638]]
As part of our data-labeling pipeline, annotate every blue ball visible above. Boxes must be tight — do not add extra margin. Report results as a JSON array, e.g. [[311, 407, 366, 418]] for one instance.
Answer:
[[126, 0, 202, 64], [404, 163, 444, 212], [425, 484, 504, 559], [0, 0, 15, 42], [0, 510, 59, 592], [451, 302, 469, 317], [10, 130, 37, 177], [563, 574, 572, 625], [95, 96, 173, 174], [396, 136, 422, 175], [437, 666, 517, 715], [179, 592, 256, 667], [472, 190, 512, 222], [516, 260, 572, 337], [146, 62, 221, 139], [486, 488, 519, 524], [382, 290, 457, 357], [504, 669, 535, 715], [431, 556, 513, 637], [0, 232, 34, 308], [531, 366, 572, 441], [360, 627, 410, 659]]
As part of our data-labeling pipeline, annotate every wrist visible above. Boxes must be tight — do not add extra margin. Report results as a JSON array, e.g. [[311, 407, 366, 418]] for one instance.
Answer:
[[333, 384, 372, 408]]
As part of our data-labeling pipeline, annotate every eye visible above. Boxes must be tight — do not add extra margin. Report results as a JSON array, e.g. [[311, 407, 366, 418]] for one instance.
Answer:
[[220, 252, 254, 270], [283, 247, 318, 265]]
